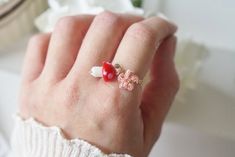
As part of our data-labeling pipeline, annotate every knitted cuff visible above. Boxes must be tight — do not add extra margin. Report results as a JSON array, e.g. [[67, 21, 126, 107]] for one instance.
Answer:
[[11, 116, 132, 157]]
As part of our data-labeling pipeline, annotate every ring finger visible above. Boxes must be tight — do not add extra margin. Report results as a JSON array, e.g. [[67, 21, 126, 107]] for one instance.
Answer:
[[112, 16, 177, 80]]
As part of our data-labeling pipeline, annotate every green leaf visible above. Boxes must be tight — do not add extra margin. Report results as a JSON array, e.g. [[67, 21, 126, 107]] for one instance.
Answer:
[[131, 0, 142, 8]]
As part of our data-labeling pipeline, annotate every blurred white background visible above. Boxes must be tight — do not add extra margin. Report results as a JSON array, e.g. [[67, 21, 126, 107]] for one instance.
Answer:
[[144, 0, 235, 50]]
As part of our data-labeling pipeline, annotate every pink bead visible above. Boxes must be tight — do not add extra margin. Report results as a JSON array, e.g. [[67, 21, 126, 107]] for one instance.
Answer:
[[117, 70, 140, 91]]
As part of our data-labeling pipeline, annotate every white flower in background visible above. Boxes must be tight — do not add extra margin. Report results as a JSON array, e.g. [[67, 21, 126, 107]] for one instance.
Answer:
[[35, 0, 143, 32], [35, 0, 208, 102], [175, 39, 208, 102]]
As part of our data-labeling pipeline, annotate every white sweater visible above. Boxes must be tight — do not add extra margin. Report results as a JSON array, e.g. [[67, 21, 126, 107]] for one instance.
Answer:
[[11, 116, 132, 157]]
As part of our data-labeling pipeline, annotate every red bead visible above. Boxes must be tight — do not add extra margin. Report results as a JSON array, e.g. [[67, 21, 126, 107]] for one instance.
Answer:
[[102, 62, 116, 82]]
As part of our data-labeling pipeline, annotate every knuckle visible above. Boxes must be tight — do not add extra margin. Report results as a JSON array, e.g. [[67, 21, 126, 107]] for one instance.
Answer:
[[156, 16, 169, 26], [56, 16, 78, 30], [155, 16, 175, 34], [127, 23, 156, 43], [95, 11, 121, 25]]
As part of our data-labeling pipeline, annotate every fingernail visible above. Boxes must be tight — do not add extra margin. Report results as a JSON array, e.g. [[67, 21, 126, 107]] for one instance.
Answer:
[[157, 12, 177, 31], [157, 12, 169, 21]]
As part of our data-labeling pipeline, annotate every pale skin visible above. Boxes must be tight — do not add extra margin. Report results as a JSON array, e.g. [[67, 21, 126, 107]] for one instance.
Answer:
[[19, 12, 179, 157]]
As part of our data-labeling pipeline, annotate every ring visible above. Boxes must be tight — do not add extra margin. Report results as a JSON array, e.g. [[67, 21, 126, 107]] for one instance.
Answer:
[[90, 61, 142, 91]]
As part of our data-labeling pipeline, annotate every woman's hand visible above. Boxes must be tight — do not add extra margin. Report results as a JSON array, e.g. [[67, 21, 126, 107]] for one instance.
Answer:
[[19, 12, 179, 157]]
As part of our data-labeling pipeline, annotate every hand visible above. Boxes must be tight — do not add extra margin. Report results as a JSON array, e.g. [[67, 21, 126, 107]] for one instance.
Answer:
[[19, 12, 179, 157]]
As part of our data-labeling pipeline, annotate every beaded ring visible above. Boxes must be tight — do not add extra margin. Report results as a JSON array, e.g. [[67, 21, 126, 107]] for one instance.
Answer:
[[90, 61, 142, 91]]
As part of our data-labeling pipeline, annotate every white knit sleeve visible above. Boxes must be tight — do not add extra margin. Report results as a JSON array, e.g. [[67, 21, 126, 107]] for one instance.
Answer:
[[11, 116, 132, 157]]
